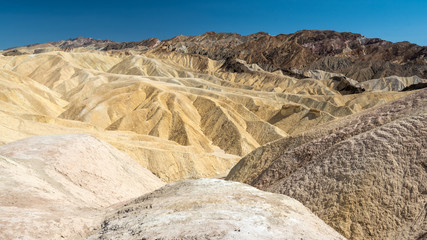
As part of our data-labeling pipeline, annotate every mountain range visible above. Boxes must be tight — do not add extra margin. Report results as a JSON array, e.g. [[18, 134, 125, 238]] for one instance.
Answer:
[[0, 30, 426, 240], [5, 30, 427, 82]]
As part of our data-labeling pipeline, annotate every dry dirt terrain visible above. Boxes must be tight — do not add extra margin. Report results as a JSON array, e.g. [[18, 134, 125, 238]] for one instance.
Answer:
[[0, 30, 426, 239], [227, 89, 427, 239], [0, 43, 413, 182]]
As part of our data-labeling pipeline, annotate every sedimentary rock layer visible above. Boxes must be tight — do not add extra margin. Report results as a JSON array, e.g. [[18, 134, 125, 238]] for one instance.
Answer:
[[0, 50, 407, 182], [227, 89, 427, 239]]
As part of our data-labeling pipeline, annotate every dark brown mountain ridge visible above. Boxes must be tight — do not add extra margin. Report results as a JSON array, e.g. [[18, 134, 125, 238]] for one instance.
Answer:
[[159, 30, 427, 81]]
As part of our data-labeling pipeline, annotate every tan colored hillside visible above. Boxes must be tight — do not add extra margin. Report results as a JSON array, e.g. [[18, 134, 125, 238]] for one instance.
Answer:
[[0, 49, 410, 182], [1, 31, 426, 240], [227, 88, 427, 239]]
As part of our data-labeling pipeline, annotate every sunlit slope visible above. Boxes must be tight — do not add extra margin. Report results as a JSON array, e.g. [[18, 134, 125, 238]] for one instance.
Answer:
[[87, 179, 346, 240], [0, 134, 164, 240], [0, 50, 410, 181]]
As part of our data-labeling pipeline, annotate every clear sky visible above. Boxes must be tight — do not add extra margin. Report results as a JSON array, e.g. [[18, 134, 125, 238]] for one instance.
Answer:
[[1, 0, 426, 50]]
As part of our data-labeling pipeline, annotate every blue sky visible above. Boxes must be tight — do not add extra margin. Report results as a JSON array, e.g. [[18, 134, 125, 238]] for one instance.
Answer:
[[1, 0, 426, 49]]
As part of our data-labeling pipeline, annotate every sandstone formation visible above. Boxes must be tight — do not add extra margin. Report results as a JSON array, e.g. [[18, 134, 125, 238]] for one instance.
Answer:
[[0, 134, 164, 240], [227, 89, 427, 239], [0, 49, 408, 182], [1, 30, 426, 240], [86, 179, 345, 240]]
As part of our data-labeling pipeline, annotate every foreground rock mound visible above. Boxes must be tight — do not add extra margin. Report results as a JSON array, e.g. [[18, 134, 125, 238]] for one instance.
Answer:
[[0, 134, 164, 240], [87, 179, 345, 240], [227, 89, 427, 239]]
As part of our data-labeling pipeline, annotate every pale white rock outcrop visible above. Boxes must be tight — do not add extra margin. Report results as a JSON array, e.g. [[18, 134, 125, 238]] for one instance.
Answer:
[[0, 134, 164, 240], [87, 178, 346, 240]]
